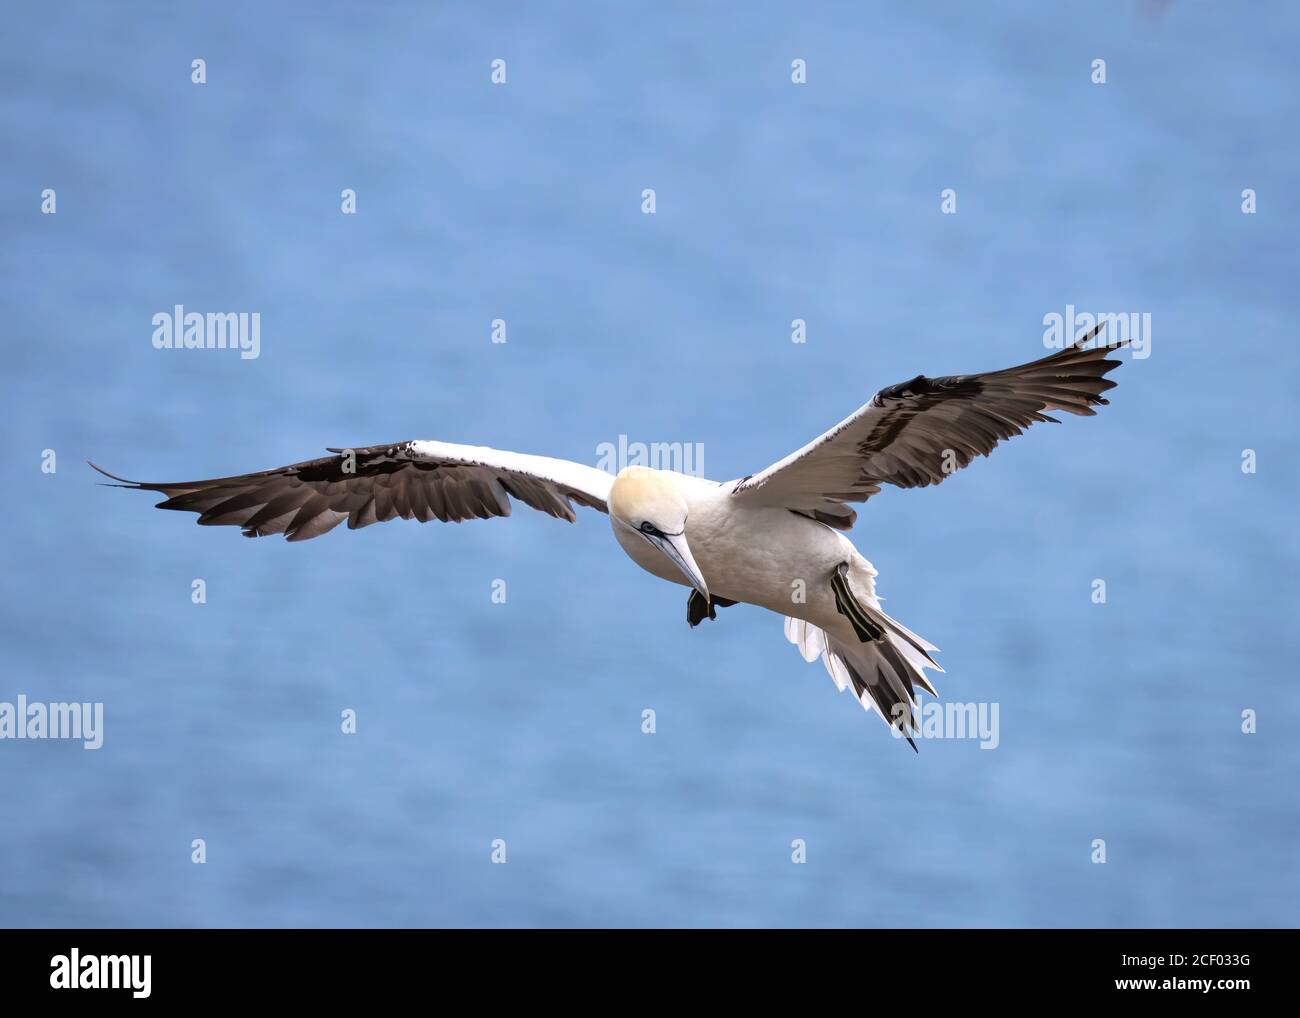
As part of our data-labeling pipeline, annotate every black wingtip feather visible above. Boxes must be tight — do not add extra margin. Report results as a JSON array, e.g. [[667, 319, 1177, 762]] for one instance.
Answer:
[[87, 460, 147, 489]]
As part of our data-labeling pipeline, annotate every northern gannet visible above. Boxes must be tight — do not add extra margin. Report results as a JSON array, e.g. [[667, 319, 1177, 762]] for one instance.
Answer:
[[93, 327, 1124, 747]]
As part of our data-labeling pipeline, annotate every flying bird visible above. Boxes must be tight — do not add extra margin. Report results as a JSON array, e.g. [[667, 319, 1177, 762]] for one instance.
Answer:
[[93, 327, 1124, 748]]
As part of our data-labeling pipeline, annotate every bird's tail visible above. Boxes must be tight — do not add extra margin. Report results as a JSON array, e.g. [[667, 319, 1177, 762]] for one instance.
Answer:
[[785, 570, 942, 749]]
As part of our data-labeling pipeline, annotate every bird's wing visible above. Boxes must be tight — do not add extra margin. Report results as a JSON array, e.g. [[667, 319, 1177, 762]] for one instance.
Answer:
[[730, 326, 1125, 529], [91, 440, 613, 542]]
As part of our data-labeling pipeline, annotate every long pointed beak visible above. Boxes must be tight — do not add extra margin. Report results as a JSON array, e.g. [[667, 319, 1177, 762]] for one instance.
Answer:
[[649, 531, 710, 601]]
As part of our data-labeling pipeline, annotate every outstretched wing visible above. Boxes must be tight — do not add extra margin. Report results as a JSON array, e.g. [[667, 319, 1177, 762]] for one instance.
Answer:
[[91, 440, 613, 542], [730, 326, 1125, 529]]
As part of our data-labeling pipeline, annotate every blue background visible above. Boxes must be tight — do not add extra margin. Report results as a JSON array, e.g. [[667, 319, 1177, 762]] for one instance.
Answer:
[[2, 1, 1297, 927]]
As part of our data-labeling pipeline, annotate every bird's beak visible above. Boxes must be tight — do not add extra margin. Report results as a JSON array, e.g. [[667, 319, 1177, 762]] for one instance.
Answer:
[[649, 531, 710, 601]]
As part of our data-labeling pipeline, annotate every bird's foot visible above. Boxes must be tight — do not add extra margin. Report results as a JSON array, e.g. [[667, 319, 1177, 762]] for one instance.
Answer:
[[686, 590, 738, 628]]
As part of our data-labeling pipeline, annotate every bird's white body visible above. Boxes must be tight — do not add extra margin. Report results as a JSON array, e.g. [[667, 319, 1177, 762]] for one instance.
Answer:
[[610, 470, 862, 626], [603, 464, 931, 730], [98, 327, 1124, 745]]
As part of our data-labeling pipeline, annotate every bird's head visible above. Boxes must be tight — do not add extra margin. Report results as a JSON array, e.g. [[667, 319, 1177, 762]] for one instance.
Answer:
[[609, 466, 709, 599]]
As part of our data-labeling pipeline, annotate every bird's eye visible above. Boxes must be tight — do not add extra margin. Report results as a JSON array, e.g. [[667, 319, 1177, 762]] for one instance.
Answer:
[[639, 521, 661, 536]]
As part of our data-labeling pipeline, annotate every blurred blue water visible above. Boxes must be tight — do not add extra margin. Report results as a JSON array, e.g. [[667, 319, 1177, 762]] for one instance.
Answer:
[[2, 1, 1298, 928]]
